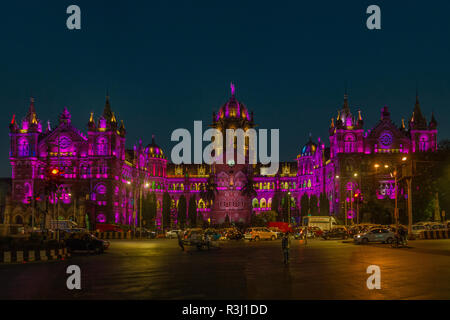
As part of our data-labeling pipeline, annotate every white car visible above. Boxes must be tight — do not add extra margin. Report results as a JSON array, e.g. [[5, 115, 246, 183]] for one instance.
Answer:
[[411, 224, 427, 237], [166, 230, 182, 239], [354, 228, 395, 244]]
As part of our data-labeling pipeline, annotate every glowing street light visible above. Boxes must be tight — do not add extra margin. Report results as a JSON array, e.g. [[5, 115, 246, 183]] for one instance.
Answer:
[[374, 164, 380, 168], [353, 173, 358, 177], [402, 156, 407, 161]]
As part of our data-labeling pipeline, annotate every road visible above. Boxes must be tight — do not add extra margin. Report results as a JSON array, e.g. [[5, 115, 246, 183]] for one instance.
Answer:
[[1, 238, 449, 299]]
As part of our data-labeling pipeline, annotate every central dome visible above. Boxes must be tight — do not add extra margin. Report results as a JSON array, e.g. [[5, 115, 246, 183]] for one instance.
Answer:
[[299, 136, 317, 157], [215, 83, 251, 121]]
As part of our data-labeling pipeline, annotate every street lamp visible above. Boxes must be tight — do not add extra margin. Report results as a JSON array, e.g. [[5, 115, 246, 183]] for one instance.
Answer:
[[287, 191, 291, 225]]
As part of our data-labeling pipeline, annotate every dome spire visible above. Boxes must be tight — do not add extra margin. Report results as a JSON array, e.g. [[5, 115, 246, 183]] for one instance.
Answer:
[[230, 82, 235, 96]]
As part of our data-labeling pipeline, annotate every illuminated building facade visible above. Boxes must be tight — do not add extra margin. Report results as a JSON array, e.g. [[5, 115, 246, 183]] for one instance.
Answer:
[[7, 88, 437, 227]]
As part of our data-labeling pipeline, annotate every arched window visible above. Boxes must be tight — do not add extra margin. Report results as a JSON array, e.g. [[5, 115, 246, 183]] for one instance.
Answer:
[[344, 134, 355, 153], [260, 198, 266, 208], [252, 198, 259, 208], [97, 137, 108, 156], [419, 135, 429, 152], [18, 138, 29, 157]]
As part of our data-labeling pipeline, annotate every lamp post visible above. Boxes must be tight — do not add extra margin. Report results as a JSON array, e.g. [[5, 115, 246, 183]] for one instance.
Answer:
[[288, 191, 291, 225], [139, 182, 149, 239]]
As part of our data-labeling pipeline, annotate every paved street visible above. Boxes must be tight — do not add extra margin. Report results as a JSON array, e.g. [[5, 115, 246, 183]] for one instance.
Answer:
[[1, 238, 449, 299]]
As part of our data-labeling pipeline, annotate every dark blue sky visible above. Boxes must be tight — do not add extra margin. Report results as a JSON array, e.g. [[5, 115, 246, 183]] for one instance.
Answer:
[[1, 0, 449, 176]]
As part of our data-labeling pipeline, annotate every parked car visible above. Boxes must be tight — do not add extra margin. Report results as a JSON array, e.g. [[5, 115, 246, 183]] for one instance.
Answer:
[[322, 227, 349, 240], [244, 227, 278, 241], [183, 228, 204, 245], [430, 223, 446, 230], [66, 233, 109, 254], [268, 227, 284, 239], [95, 224, 123, 233], [204, 229, 221, 241], [225, 229, 243, 240], [354, 228, 395, 244], [306, 226, 323, 238], [166, 230, 183, 239], [411, 224, 426, 237]]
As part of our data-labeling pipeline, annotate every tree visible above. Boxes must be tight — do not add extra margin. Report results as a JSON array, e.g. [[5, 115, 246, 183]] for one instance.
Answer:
[[300, 193, 309, 218], [177, 195, 187, 229], [309, 195, 319, 215], [252, 210, 278, 226], [188, 195, 197, 226], [200, 175, 218, 208], [141, 192, 157, 228], [241, 167, 257, 198], [162, 192, 171, 230], [271, 194, 280, 215], [280, 193, 290, 222], [319, 193, 330, 216], [197, 212, 205, 227]]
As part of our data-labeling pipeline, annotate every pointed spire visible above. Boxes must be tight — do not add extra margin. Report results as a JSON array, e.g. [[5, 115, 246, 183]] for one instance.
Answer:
[[330, 117, 335, 128], [152, 134, 156, 145], [358, 110, 362, 121], [89, 112, 94, 123], [230, 82, 235, 97], [28, 97, 36, 115], [9, 114, 18, 132], [342, 92, 350, 113], [46, 120, 52, 133], [410, 90, 427, 129], [337, 110, 341, 121], [111, 112, 117, 123], [103, 93, 113, 120], [120, 120, 125, 129], [401, 118, 406, 130], [429, 112, 437, 129], [60, 107, 71, 124]]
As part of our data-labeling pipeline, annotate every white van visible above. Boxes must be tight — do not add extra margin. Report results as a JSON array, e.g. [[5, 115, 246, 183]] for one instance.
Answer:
[[302, 216, 337, 232]]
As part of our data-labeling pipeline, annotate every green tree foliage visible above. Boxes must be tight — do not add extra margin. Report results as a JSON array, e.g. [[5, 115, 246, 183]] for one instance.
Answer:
[[224, 214, 231, 227], [197, 212, 204, 227], [200, 175, 218, 207], [241, 167, 258, 198], [309, 195, 318, 215], [162, 192, 171, 230], [188, 195, 197, 226], [271, 194, 280, 214], [142, 191, 157, 228], [252, 210, 278, 226], [319, 193, 330, 216], [300, 193, 309, 217], [177, 195, 187, 229]]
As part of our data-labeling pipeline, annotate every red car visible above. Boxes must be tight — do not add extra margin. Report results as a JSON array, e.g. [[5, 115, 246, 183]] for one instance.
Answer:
[[95, 224, 123, 233], [307, 226, 323, 237]]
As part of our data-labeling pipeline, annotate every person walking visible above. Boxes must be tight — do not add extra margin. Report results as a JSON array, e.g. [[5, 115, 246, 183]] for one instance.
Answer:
[[282, 233, 291, 265], [177, 232, 185, 251]]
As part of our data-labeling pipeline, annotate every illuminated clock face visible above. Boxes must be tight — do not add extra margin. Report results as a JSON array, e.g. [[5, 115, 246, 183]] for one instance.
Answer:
[[227, 159, 235, 167], [379, 132, 393, 147]]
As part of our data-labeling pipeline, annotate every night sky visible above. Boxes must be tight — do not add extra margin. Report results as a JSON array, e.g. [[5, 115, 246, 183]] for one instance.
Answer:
[[1, 0, 449, 177]]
